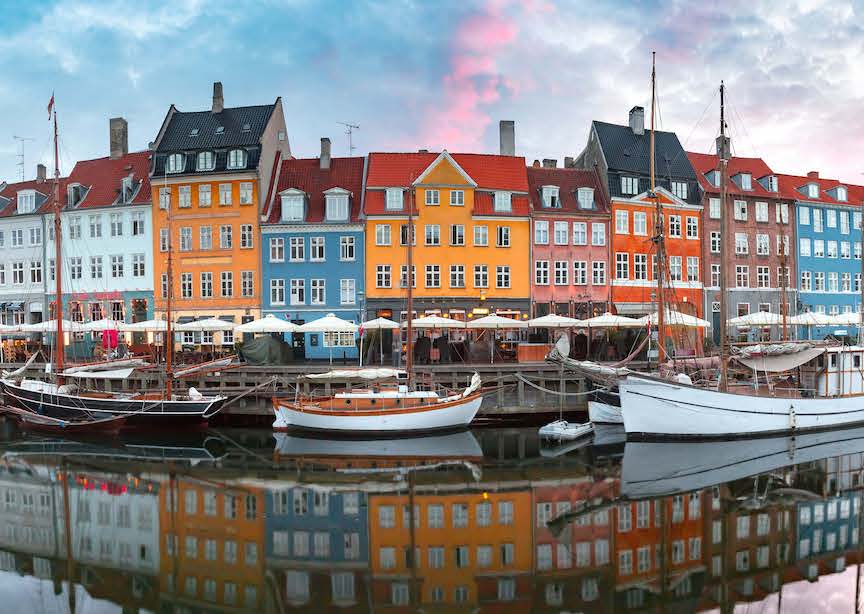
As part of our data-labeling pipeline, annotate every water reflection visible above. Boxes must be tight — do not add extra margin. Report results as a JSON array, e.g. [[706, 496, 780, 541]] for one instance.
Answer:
[[0, 425, 862, 612]]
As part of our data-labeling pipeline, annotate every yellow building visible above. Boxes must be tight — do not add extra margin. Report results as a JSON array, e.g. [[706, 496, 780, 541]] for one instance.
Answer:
[[149, 82, 289, 344], [364, 150, 531, 323]]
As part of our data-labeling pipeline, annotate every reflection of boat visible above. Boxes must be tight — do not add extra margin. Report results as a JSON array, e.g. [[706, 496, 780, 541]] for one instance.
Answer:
[[588, 400, 622, 424], [622, 424, 864, 498]]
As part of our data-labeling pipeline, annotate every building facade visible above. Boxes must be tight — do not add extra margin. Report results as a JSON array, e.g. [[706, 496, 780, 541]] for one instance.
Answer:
[[150, 82, 289, 346], [364, 147, 531, 323], [527, 164, 610, 318], [261, 139, 365, 360], [688, 152, 796, 342], [780, 172, 863, 339]]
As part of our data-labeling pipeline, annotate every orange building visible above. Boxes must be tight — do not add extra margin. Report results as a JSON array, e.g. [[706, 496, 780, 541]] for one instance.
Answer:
[[364, 147, 531, 323], [149, 82, 289, 343], [159, 476, 266, 611], [367, 487, 532, 609]]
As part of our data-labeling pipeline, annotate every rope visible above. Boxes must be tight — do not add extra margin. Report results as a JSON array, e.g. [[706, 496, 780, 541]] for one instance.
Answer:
[[514, 373, 611, 397]]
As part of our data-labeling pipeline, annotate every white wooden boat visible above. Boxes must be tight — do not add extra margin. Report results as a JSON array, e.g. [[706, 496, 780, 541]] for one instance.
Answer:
[[272, 372, 483, 434], [538, 420, 594, 441], [588, 399, 622, 424]]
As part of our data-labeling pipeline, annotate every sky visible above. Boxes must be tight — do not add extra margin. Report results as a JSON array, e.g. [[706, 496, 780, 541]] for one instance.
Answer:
[[0, 0, 863, 184]]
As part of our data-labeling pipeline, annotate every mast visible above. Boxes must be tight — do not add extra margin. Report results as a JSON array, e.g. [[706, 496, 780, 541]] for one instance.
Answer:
[[53, 107, 64, 379], [718, 81, 730, 391], [165, 174, 174, 399], [405, 184, 414, 384], [650, 51, 667, 362], [779, 210, 789, 341]]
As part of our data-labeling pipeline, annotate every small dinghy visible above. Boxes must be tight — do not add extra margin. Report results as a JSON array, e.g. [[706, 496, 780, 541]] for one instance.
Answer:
[[0, 405, 127, 434], [538, 419, 594, 441]]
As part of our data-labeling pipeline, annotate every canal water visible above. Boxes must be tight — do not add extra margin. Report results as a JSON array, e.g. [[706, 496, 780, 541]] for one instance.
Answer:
[[1, 422, 863, 613]]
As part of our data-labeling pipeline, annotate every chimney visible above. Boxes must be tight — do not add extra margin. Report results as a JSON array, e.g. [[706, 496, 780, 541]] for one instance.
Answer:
[[320, 137, 331, 170], [532, 159, 541, 167], [36, 164, 47, 183], [542, 159, 557, 169], [212, 81, 224, 114], [629, 106, 645, 135], [109, 117, 128, 160], [564, 156, 574, 168], [807, 170, 819, 179], [499, 120, 515, 156]]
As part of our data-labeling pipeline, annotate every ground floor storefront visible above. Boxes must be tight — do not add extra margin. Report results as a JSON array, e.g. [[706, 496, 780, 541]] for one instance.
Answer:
[[264, 307, 362, 361], [703, 288, 799, 343], [153, 307, 260, 360]]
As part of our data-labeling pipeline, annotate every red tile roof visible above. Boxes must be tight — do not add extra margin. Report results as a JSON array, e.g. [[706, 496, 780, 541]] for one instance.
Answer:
[[267, 156, 365, 224], [526, 166, 610, 215], [366, 152, 529, 191], [775, 172, 864, 205], [66, 150, 152, 209], [686, 152, 778, 198], [0, 177, 68, 218]]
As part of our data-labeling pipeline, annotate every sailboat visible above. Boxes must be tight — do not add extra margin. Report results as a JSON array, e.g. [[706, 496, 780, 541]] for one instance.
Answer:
[[272, 180, 483, 434], [1, 102, 226, 425], [619, 81, 864, 439]]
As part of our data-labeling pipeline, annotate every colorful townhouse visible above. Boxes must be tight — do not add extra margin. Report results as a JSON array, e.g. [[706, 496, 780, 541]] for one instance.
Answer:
[[150, 82, 289, 346], [367, 485, 532, 609], [260, 138, 365, 360], [779, 172, 864, 339], [527, 163, 610, 319], [573, 107, 704, 354], [795, 494, 859, 571], [687, 152, 796, 342], [266, 486, 370, 608], [364, 129, 531, 329], [45, 119, 154, 354], [0, 166, 60, 332], [159, 476, 266, 610]]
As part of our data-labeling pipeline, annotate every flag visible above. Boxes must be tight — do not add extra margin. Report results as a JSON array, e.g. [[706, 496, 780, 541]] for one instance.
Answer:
[[47, 92, 54, 119]]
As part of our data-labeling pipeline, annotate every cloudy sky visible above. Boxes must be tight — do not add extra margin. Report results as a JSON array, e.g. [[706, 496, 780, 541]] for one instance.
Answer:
[[1, 0, 862, 184]]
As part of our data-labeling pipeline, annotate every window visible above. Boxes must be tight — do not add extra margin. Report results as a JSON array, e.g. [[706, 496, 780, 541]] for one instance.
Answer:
[[734, 200, 747, 221], [633, 253, 647, 280], [194, 225, 211, 250], [687, 257, 699, 281], [739, 173, 752, 190], [800, 238, 811, 257], [592, 223, 606, 245], [709, 231, 720, 253], [577, 187, 594, 208], [197, 151, 215, 171], [227, 149, 247, 169], [282, 194, 304, 220], [132, 253, 145, 277], [290, 279, 306, 303], [553, 261, 568, 285], [239, 182, 253, 205], [616, 210, 629, 234], [385, 188, 403, 210], [179, 226, 192, 252], [671, 181, 687, 199], [686, 216, 698, 239], [399, 265, 415, 288], [592, 261, 606, 285], [735, 232, 748, 255], [496, 266, 510, 288], [814, 239, 825, 257], [708, 197, 721, 219], [621, 176, 638, 194], [814, 208, 823, 232], [177, 186, 191, 209], [669, 256, 682, 281], [828, 272, 839, 292], [269, 237, 285, 262], [158, 187, 171, 210], [450, 190, 464, 206], [615, 253, 629, 280], [449, 265, 465, 288], [828, 240, 838, 258], [219, 183, 232, 206], [534, 220, 548, 244], [555, 221, 570, 245], [755, 201, 769, 222], [270, 279, 284, 304], [425, 189, 440, 206], [619, 550, 633, 575], [668, 215, 681, 237], [470, 224, 487, 247], [376, 265, 391, 288], [131, 211, 145, 235], [425, 224, 440, 246], [450, 224, 465, 246], [29, 261, 42, 284], [181, 273, 192, 298], [425, 265, 440, 288], [776, 202, 789, 224], [736, 265, 749, 288], [240, 224, 253, 249], [221, 271, 233, 297], [570, 261, 586, 285], [842, 242, 851, 259], [496, 226, 510, 247], [737, 515, 751, 538], [310, 279, 325, 304], [757, 266, 770, 288], [756, 233, 769, 255], [69, 217, 81, 239], [494, 191, 511, 212], [814, 271, 825, 291], [166, 153, 184, 173], [339, 278, 356, 305], [220, 225, 233, 249], [11, 229, 23, 247], [827, 209, 837, 228], [474, 265, 488, 288], [310, 237, 325, 261]]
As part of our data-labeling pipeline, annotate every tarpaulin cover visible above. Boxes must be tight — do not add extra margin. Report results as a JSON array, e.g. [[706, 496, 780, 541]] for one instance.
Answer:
[[734, 347, 825, 372], [238, 335, 294, 365]]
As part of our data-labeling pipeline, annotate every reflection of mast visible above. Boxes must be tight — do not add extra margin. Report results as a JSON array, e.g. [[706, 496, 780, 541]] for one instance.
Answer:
[[61, 460, 76, 614]]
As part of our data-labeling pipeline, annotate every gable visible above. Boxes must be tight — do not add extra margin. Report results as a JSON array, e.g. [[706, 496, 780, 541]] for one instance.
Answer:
[[413, 152, 476, 187]]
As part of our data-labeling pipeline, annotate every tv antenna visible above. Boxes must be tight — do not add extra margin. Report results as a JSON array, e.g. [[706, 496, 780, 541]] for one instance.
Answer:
[[337, 122, 359, 156], [13, 136, 35, 181]]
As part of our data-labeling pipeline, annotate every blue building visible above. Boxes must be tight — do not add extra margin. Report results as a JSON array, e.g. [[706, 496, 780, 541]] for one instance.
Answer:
[[782, 172, 863, 339], [261, 139, 365, 360], [795, 493, 859, 562]]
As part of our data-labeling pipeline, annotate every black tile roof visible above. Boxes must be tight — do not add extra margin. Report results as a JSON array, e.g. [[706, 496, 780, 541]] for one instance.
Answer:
[[593, 120, 697, 181], [156, 103, 275, 151]]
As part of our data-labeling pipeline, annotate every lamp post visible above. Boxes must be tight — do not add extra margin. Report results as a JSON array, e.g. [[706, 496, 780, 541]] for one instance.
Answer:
[[357, 289, 366, 366]]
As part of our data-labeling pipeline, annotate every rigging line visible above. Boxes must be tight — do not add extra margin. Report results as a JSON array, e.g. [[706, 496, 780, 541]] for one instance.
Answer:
[[663, 87, 720, 171], [727, 90, 761, 159]]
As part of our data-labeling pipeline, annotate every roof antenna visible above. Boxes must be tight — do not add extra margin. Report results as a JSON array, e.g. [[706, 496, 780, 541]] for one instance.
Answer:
[[13, 136, 34, 181], [337, 122, 359, 157]]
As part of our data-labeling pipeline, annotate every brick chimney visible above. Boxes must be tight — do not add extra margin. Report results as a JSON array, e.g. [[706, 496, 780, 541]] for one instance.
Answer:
[[807, 170, 819, 179], [629, 106, 645, 135], [532, 160, 541, 167], [109, 117, 128, 159], [564, 156, 574, 168], [212, 81, 224, 113], [36, 164, 47, 183], [542, 159, 557, 168], [320, 137, 331, 170], [499, 120, 515, 156]]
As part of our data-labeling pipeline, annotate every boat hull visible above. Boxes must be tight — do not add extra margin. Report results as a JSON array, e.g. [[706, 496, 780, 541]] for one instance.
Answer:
[[588, 400, 623, 424], [1, 379, 225, 425], [620, 374, 864, 440], [272, 393, 483, 434]]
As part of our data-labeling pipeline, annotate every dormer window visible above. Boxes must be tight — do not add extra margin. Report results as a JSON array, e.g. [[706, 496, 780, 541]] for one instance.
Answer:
[[120, 176, 133, 203], [324, 189, 350, 221], [671, 181, 688, 200], [241, 123, 251, 133], [17, 190, 36, 214], [227, 149, 247, 170], [577, 187, 595, 209], [767, 176, 778, 192], [215, 126, 225, 135], [705, 171, 720, 188], [166, 153, 185, 174], [385, 188, 404, 211], [494, 191, 512, 212], [280, 190, 305, 222], [739, 173, 752, 191], [189, 128, 199, 137], [197, 151, 215, 172], [66, 184, 84, 207], [837, 186, 848, 202], [541, 186, 560, 208], [808, 183, 819, 199]]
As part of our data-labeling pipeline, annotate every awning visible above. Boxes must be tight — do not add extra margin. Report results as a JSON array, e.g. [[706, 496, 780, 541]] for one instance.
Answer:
[[614, 302, 654, 316], [6, 302, 22, 311], [734, 347, 824, 372]]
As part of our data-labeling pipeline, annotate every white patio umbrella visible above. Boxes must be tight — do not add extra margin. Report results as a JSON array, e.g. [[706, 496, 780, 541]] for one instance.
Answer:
[[526, 313, 583, 328], [580, 312, 643, 328], [21, 319, 84, 333], [789, 311, 834, 326], [81, 318, 124, 332], [828, 312, 863, 326], [358, 317, 400, 366], [405, 315, 466, 329], [175, 317, 236, 332], [467, 314, 527, 364], [727, 311, 784, 326], [119, 319, 168, 332], [638, 309, 712, 328], [299, 313, 359, 364], [234, 314, 298, 334]]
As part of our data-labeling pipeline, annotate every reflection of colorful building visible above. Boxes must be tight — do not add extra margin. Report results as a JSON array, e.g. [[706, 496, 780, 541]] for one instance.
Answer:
[[531, 478, 618, 611], [795, 494, 860, 562], [159, 478, 265, 611], [368, 486, 532, 609], [266, 486, 369, 609]]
